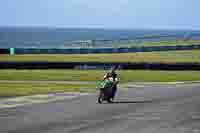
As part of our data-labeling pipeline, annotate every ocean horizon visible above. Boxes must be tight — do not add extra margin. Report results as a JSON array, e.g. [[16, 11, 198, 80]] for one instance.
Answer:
[[0, 26, 200, 48]]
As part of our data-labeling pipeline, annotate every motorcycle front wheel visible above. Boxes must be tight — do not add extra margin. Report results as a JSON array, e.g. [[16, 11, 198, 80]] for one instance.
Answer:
[[98, 90, 104, 104]]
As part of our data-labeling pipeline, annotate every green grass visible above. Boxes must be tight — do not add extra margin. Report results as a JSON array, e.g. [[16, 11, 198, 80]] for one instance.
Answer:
[[1, 50, 200, 63], [0, 82, 96, 97], [1, 69, 200, 96], [140, 40, 200, 47], [1, 70, 200, 82], [0, 70, 105, 81], [102, 40, 200, 48]]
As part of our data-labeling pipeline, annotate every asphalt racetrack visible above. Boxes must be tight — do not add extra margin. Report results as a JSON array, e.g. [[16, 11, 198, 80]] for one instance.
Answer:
[[1, 83, 200, 133]]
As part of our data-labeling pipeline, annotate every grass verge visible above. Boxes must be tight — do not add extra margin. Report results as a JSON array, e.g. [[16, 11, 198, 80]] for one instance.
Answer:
[[1, 69, 200, 96], [1, 50, 200, 63], [0, 82, 96, 97], [140, 40, 200, 47], [1, 70, 200, 82]]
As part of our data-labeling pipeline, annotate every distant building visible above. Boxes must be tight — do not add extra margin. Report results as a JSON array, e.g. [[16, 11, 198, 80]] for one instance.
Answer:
[[64, 40, 93, 48]]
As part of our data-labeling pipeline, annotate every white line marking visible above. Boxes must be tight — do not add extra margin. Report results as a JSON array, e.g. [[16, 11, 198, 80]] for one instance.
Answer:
[[0, 93, 89, 109]]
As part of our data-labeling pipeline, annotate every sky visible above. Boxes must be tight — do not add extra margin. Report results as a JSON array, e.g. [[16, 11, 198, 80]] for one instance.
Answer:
[[0, 0, 200, 29]]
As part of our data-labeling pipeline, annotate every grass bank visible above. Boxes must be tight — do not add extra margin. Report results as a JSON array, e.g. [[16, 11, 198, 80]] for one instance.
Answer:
[[93, 40, 200, 48], [1, 70, 200, 82], [140, 40, 200, 47], [1, 50, 200, 63], [0, 82, 95, 97], [1, 70, 200, 96]]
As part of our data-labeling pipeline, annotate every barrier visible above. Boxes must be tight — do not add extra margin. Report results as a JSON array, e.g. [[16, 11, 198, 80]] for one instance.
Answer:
[[10, 48, 15, 55], [0, 61, 200, 70], [2, 44, 200, 54], [0, 48, 9, 54]]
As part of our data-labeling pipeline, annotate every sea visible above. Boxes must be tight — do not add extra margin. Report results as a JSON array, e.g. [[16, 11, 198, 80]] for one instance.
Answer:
[[0, 27, 200, 48]]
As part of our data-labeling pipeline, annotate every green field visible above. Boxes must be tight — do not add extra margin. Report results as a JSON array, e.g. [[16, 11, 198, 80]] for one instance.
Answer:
[[106, 40, 200, 48], [1, 70, 200, 96], [1, 48, 200, 96], [0, 82, 95, 97], [1, 50, 200, 63], [1, 70, 200, 82], [139, 40, 200, 47]]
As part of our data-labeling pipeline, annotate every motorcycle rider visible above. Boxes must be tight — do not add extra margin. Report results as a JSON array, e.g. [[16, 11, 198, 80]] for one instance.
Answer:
[[103, 67, 119, 101], [110, 67, 119, 100]]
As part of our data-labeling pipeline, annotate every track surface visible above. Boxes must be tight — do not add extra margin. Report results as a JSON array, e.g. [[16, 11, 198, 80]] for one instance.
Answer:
[[1, 83, 200, 133]]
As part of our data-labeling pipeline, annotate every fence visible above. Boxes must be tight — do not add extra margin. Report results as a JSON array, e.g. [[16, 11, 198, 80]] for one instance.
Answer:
[[1, 44, 200, 55]]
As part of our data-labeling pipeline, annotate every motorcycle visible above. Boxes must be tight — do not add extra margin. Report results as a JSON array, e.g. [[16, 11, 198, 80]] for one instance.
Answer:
[[97, 79, 118, 104]]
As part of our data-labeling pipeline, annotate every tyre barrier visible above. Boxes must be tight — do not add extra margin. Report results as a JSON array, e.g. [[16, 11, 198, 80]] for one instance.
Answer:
[[0, 61, 200, 70], [0, 49, 9, 54]]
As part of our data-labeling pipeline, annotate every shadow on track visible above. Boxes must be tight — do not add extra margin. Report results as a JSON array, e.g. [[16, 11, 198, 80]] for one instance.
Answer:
[[112, 100, 153, 104], [97, 100, 153, 104]]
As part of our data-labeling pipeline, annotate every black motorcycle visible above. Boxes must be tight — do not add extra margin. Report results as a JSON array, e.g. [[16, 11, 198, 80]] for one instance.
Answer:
[[98, 87, 113, 103], [97, 80, 118, 104]]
